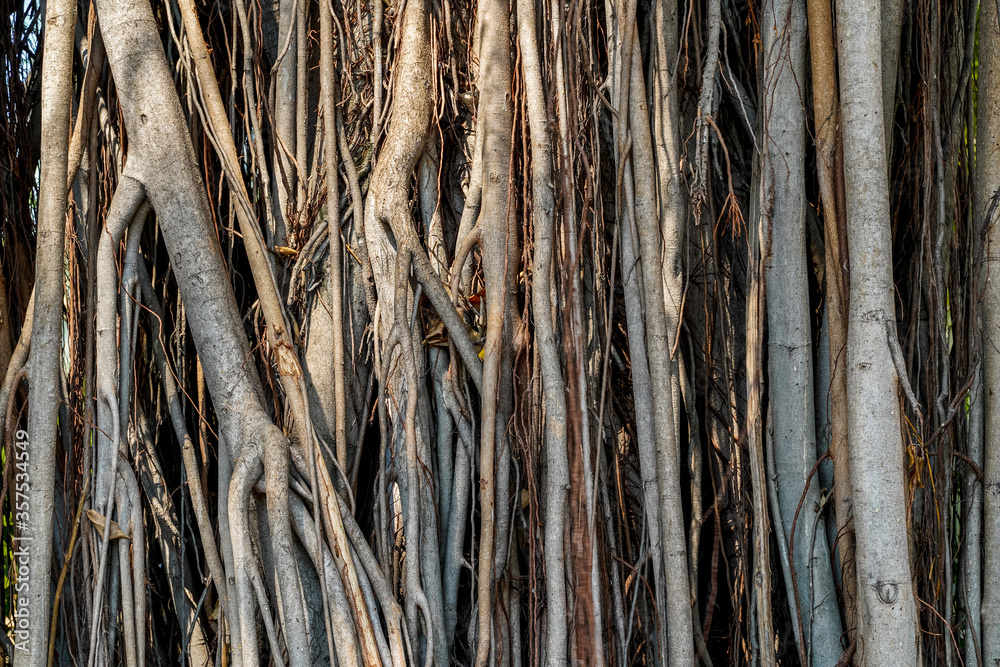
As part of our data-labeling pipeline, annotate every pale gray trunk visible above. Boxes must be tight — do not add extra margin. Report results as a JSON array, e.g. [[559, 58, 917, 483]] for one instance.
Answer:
[[472, 0, 515, 659], [517, 0, 570, 661], [272, 0, 297, 244], [604, 5, 666, 665], [651, 0, 683, 468], [977, 0, 1000, 659], [837, 0, 920, 661], [17, 0, 75, 659], [966, 47, 984, 662], [626, 39, 694, 667], [967, 332, 984, 667], [760, 0, 842, 661], [94, 0, 314, 663]]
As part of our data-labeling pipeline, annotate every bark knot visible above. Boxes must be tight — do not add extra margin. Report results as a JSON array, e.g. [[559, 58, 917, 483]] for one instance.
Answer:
[[874, 580, 898, 604]]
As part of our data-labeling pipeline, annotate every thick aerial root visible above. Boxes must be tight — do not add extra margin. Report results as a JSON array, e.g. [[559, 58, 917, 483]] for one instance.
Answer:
[[289, 493, 361, 667], [228, 446, 263, 667], [114, 469, 140, 667], [87, 173, 146, 667]]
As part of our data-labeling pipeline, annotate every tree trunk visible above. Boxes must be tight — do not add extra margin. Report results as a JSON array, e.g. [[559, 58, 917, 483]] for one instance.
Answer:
[[16, 0, 74, 660], [837, 0, 920, 661], [978, 0, 1000, 660], [760, 0, 843, 661]]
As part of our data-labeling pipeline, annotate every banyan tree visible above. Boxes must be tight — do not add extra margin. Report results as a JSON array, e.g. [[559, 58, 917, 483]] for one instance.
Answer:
[[1, 0, 997, 662]]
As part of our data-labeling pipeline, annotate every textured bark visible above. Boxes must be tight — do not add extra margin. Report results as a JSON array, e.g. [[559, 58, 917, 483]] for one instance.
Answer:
[[93, 0, 313, 663], [517, 0, 570, 661], [978, 0, 1000, 660], [760, 0, 842, 661], [626, 48, 694, 666], [10, 0, 986, 661], [806, 0, 856, 636], [16, 0, 75, 659], [319, 0, 349, 478], [472, 0, 515, 657], [838, 0, 920, 661], [272, 0, 297, 245], [747, 154, 777, 667]]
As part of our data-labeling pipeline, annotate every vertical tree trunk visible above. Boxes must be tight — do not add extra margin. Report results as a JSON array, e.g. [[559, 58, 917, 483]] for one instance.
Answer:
[[837, 0, 920, 661], [17, 0, 75, 661], [760, 0, 843, 661], [977, 0, 1000, 660], [473, 0, 515, 658], [272, 0, 297, 245], [805, 0, 856, 639], [517, 0, 570, 661], [624, 35, 694, 667], [747, 147, 777, 667]]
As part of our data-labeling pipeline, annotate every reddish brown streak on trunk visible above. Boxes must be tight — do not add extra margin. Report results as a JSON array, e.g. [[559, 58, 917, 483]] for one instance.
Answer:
[[564, 252, 596, 664]]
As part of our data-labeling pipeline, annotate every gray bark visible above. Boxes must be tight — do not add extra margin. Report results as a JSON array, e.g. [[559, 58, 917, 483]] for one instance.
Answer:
[[626, 39, 694, 667], [272, 0, 296, 244], [16, 0, 75, 659], [977, 0, 1000, 659], [837, 0, 921, 661], [517, 0, 569, 661], [94, 0, 313, 662], [760, 0, 843, 661]]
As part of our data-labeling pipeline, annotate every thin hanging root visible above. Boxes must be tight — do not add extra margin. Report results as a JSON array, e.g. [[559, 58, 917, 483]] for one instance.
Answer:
[[517, 0, 569, 658], [47, 478, 89, 667], [118, 465, 145, 667], [306, 438, 383, 666], [409, 242, 484, 389], [94, 173, 144, 512], [289, 492, 362, 667], [116, 483, 138, 667], [319, 0, 349, 473], [442, 381, 473, 645], [137, 262, 230, 618], [66, 11, 105, 193], [117, 206, 149, 667], [342, 500, 408, 667], [249, 556, 283, 655], [348, 539, 394, 667], [449, 224, 481, 300]]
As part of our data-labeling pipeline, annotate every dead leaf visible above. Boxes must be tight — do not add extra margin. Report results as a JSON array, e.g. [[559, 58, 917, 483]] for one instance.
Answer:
[[86, 509, 130, 540]]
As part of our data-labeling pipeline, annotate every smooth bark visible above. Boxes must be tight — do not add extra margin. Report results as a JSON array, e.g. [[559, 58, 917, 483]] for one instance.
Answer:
[[17, 0, 75, 660], [837, 0, 920, 661], [978, 0, 1000, 659], [760, 0, 843, 660]]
